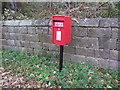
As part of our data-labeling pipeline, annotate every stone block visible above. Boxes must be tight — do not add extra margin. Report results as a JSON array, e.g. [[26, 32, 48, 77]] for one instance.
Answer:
[[39, 34, 51, 43], [49, 44, 59, 51], [63, 53, 72, 60], [86, 57, 98, 65], [75, 37, 88, 48], [88, 28, 111, 38], [27, 34, 39, 42], [111, 28, 118, 39], [7, 27, 15, 33], [99, 38, 117, 50], [16, 34, 25, 41], [24, 41, 30, 48], [109, 60, 119, 71], [9, 33, 16, 40], [14, 40, 21, 47], [19, 20, 33, 26], [76, 47, 94, 57], [73, 27, 87, 37], [28, 27, 36, 34], [7, 40, 15, 46], [17, 27, 28, 34], [71, 55, 86, 62], [99, 18, 119, 27], [109, 39, 117, 50], [4, 20, 20, 26], [64, 46, 76, 54], [116, 41, 120, 51], [87, 38, 99, 49], [78, 18, 99, 27], [96, 58, 110, 69], [32, 19, 50, 26], [0, 33, 2, 39], [98, 38, 109, 49], [2, 26, 8, 33], [110, 50, 118, 60], [2, 39, 7, 45], [30, 42, 43, 49], [36, 27, 48, 34], [3, 33, 10, 39], [18, 47, 27, 52], [95, 49, 109, 59], [76, 47, 86, 56]]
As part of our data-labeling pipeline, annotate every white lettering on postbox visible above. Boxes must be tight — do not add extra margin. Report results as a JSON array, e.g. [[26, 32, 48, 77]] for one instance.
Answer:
[[55, 22, 63, 27], [56, 31, 61, 41]]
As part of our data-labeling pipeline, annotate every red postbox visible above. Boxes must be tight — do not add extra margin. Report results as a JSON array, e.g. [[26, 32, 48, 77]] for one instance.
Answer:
[[52, 15, 72, 45]]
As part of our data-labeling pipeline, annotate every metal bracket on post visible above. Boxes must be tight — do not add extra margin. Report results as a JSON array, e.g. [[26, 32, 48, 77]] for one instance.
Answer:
[[59, 45, 64, 72]]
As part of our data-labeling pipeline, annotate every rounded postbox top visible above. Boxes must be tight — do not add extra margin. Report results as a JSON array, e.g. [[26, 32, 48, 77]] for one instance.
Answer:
[[52, 15, 71, 21]]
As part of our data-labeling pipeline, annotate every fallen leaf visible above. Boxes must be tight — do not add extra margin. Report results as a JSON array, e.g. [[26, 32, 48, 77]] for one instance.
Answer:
[[88, 77, 92, 80], [106, 85, 112, 88]]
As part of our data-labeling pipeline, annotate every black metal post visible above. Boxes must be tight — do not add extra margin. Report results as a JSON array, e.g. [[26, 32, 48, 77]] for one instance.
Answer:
[[59, 45, 64, 72]]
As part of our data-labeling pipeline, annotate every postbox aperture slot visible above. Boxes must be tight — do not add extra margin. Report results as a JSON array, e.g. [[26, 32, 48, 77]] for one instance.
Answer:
[[53, 20, 64, 22]]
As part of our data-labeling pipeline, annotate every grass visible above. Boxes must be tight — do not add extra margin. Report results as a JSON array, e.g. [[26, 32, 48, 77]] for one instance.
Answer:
[[1, 49, 119, 88]]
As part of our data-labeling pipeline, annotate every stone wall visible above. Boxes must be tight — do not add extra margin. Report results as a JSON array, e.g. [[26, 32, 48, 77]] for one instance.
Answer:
[[0, 18, 120, 71]]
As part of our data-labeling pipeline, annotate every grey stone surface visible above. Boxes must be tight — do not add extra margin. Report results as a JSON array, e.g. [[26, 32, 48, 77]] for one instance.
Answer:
[[9, 33, 17, 40], [109, 39, 117, 50], [0, 33, 2, 39], [78, 18, 99, 27], [87, 38, 99, 49], [87, 28, 111, 38], [75, 37, 88, 47], [27, 34, 39, 42], [71, 55, 86, 62], [16, 34, 25, 41], [76, 47, 94, 57], [111, 28, 118, 39], [117, 40, 120, 51], [63, 53, 72, 60], [64, 46, 76, 54], [7, 40, 15, 46], [2, 26, 8, 33], [99, 18, 119, 27], [7, 27, 15, 33], [95, 49, 110, 59], [14, 40, 21, 47], [73, 27, 87, 37], [28, 27, 36, 34], [3, 33, 10, 39], [98, 38, 109, 49], [32, 19, 50, 26], [4, 20, 20, 26], [2, 39, 7, 45], [49, 44, 59, 51], [19, 20, 33, 26], [110, 50, 118, 60], [109, 60, 119, 71], [30, 42, 43, 50], [39, 34, 51, 43], [17, 27, 28, 34]]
